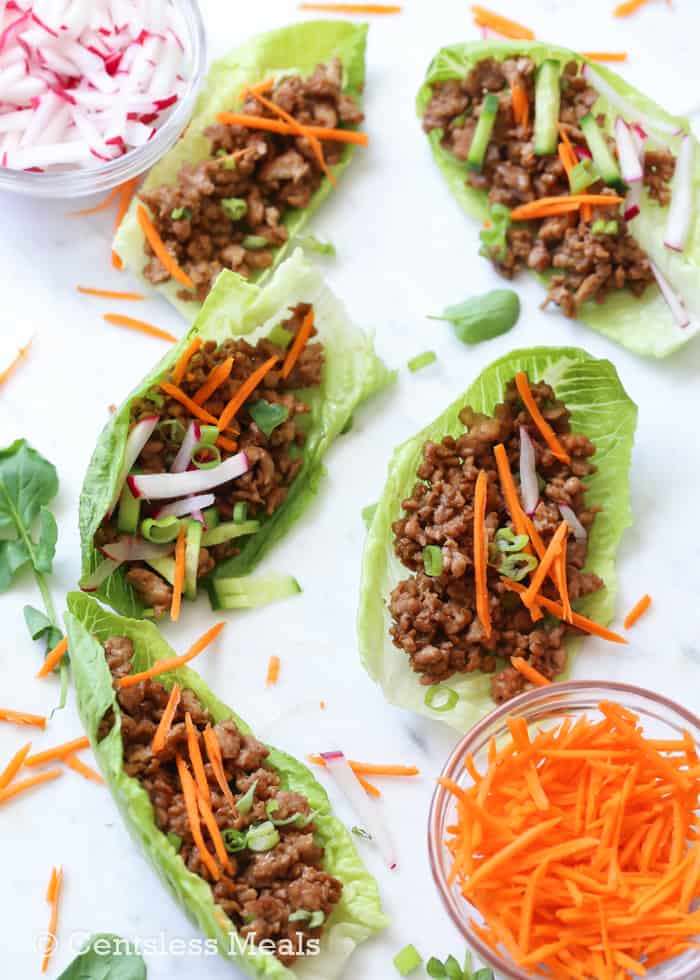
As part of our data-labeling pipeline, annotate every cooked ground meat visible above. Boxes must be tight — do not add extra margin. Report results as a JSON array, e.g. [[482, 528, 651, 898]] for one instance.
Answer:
[[140, 59, 363, 302], [96, 304, 324, 613], [389, 379, 603, 703], [423, 57, 669, 316], [100, 635, 342, 964]]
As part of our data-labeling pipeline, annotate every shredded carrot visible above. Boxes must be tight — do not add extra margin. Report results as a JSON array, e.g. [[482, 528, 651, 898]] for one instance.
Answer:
[[26, 736, 90, 767], [558, 537, 573, 623], [175, 754, 220, 880], [217, 354, 279, 431], [41, 865, 63, 973], [266, 655, 281, 686], [68, 184, 122, 216], [503, 579, 628, 644], [510, 194, 625, 222], [159, 381, 219, 426], [216, 434, 238, 453], [249, 89, 335, 186], [118, 622, 226, 689], [0, 741, 32, 790], [239, 77, 274, 101], [0, 336, 33, 387], [137, 204, 194, 288], [319, 700, 326, 710], [0, 708, 46, 729], [203, 726, 238, 814], [36, 636, 69, 679], [196, 786, 233, 872], [511, 83, 529, 130], [193, 356, 234, 406], [111, 178, 138, 269], [614, 0, 650, 15], [104, 313, 177, 344], [582, 52, 629, 62], [308, 755, 418, 776], [474, 469, 492, 639], [65, 754, 104, 784], [77, 286, 145, 300], [470, 5, 535, 40], [522, 522, 568, 610], [0, 768, 62, 805], [172, 337, 202, 385], [216, 112, 368, 147], [299, 2, 401, 10], [170, 524, 187, 623], [152, 683, 181, 754], [515, 372, 571, 463], [281, 309, 315, 379], [558, 142, 576, 178], [356, 773, 381, 797], [624, 594, 652, 630], [185, 711, 210, 803], [511, 656, 552, 688]]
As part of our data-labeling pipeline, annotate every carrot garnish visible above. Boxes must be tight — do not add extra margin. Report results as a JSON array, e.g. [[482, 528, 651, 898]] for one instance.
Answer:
[[172, 337, 202, 385], [170, 524, 187, 622], [175, 754, 220, 880], [0, 708, 46, 729], [249, 90, 335, 186], [36, 635, 68, 678], [111, 178, 139, 269], [356, 773, 381, 797], [196, 786, 233, 873], [582, 52, 628, 62], [470, 5, 535, 40], [151, 684, 181, 754], [0, 742, 32, 790], [558, 142, 575, 178], [65, 754, 104, 784], [266, 655, 281, 686], [25, 736, 90, 767], [0, 768, 62, 805], [118, 622, 226, 688], [41, 865, 63, 973], [521, 522, 568, 610], [215, 113, 369, 147], [515, 372, 571, 464], [159, 381, 219, 425], [511, 656, 552, 688], [193, 356, 234, 405], [558, 537, 573, 623], [239, 77, 274, 102], [0, 336, 33, 387], [77, 286, 145, 301], [281, 309, 315, 379], [614, 0, 650, 15], [510, 194, 625, 222], [185, 711, 210, 803], [68, 185, 122, 216], [474, 469, 492, 639], [216, 434, 238, 453], [308, 755, 418, 776], [217, 354, 279, 430], [503, 579, 628, 644], [299, 2, 401, 10], [104, 313, 177, 343], [511, 83, 529, 130], [203, 726, 238, 814], [136, 204, 194, 289], [624, 594, 652, 630]]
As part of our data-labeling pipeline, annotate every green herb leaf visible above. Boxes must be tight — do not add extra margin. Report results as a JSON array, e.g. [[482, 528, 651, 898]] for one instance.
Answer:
[[426, 957, 447, 979], [478, 202, 511, 262], [393, 943, 423, 976], [170, 206, 191, 221], [423, 544, 443, 577], [407, 350, 437, 373], [56, 933, 146, 980], [444, 954, 463, 980], [247, 399, 289, 437], [295, 234, 336, 256], [242, 234, 269, 250], [362, 503, 377, 529], [429, 289, 520, 346], [221, 197, 248, 221], [0, 440, 59, 590], [24, 605, 62, 651], [472, 971, 495, 980]]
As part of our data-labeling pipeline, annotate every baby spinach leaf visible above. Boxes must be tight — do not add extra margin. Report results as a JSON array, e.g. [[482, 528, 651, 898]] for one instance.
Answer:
[[24, 605, 63, 651], [57, 933, 147, 979], [429, 289, 520, 346], [247, 399, 289, 437]]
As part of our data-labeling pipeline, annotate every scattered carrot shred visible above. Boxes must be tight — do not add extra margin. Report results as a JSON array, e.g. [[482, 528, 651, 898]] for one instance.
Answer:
[[68, 185, 122, 216], [118, 622, 226, 689], [175, 754, 220, 881], [193, 356, 234, 405], [25, 737, 90, 768], [356, 773, 381, 797], [521, 521, 568, 609], [77, 286, 145, 300], [471, 4, 535, 40], [65, 754, 104, 784], [239, 77, 274, 101], [441, 701, 700, 978], [0, 768, 62, 805], [36, 636, 68, 678], [299, 2, 401, 11], [216, 434, 238, 453], [172, 337, 202, 385], [511, 656, 552, 688], [185, 711, 210, 803], [203, 726, 239, 815], [104, 313, 177, 343], [614, 0, 650, 16], [473, 470, 492, 639], [152, 684, 182, 754], [41, 865, 63, 973], [170, 524, 187, 623], [266, 655, 281, 686], [111, 177, 139, 269], [503, 579, 628, 644], [510, 194, 625, 222], [0, 708, 47, 729], [250, 89, 335, 186], [515, 372, 571, 463], [196, 785, 233, 873], [217, 354, 279, 430], [582, 52, 629, 61], [511, 83, 529, 129], [159, 381, 219, 425], [281, 308, 315, 379], [0, 336, 33, 387], [136, 203, 194, 288], [624, 594, 652, 630], [215, 113, 369, 146], [319, 700, 326, 710], [0, 741, 31, 791], [308, 755, 418, 777], [558, 537, 573, 623]]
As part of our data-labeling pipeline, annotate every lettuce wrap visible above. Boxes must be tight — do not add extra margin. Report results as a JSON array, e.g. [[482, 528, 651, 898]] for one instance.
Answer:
[[80, 250, 393, 618], [114, 20, 367, 319], [64, 591, 387, 980], [417, 40, 700, 358], [358, 347, 637, 731]]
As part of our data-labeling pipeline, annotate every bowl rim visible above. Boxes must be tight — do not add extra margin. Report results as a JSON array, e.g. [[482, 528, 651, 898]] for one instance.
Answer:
[[427, 679, 700, 980]]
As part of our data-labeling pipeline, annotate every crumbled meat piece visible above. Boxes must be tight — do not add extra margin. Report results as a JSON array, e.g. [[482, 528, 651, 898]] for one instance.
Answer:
[[124, 567, 173, 616], [644, 149, 675, 206]]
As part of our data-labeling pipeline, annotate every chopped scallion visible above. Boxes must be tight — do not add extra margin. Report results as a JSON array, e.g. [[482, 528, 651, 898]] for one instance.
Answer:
[[407, 350, 437, 373], [393, 943, 423, 976], [425, 685, 459, 713], [423, 545, 443, 577]]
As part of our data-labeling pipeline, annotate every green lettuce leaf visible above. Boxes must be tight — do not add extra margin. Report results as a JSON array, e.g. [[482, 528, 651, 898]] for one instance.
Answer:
[[65, 592, 387, 980], [79, 250, 394, 617], [358, 346, 637, 731], [114, 20, 367, 320], [417, 39, 700, 358]]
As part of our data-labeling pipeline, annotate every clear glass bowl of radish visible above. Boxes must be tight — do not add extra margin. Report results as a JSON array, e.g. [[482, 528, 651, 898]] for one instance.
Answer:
[[0, 0, 206, 197]]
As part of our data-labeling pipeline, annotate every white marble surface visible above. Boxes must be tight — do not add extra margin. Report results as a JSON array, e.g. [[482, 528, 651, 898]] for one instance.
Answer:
[[2, 0, 700, 976]]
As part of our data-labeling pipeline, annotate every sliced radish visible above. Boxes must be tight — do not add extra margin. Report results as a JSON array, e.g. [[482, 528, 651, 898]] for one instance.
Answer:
[[583, 64, 682, 138], [614, 117, 643, 184], [650, 261, 690, 328], [559, 504, 587, 542], [155, 492, 216, 519], [108, 414, 159, 515], [519, 426, 539, 516], [170, 419, 200, 473], [128, 452, 249, 501], [101, 537, 174, 562], [664, 135, 694, 254]]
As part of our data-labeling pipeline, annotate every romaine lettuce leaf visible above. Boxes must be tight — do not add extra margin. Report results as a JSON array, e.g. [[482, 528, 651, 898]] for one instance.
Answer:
[[417, 39, 700, 358], [65, 591, 387, 980], [357, 346, 637, 731], [114, 20, 367, 319], [79, 250, 394, 618]]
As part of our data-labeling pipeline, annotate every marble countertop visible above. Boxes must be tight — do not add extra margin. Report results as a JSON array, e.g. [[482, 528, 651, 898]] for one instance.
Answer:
[[2, 0, 700, 976]]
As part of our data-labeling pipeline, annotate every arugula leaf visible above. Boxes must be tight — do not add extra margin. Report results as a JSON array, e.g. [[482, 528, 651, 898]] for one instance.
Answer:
[[426, 958, 447, 978], [247, 399, 290, 437], [24, 605, 62, 650], [295, 234, 336, 256], [57, 933, 146, 979]]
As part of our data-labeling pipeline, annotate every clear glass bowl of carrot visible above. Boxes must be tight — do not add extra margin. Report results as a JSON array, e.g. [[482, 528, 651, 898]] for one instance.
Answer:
[[428, 681, 700, 980]]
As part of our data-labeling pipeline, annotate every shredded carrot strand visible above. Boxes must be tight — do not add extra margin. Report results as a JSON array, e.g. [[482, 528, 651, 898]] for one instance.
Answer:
[[216, 434, 238, 453], [356, 773, 381, 797], [250, 90, 335, 186], [159, 382, 219, 425], [474, 469, 492, 639], [118, 622, 226, 689], [559, 537, 573, 623], [175, 754, 220, 880], [239, 77, 274, 101], [558, 142, 576, 178], [104, 313, 177, 344], [170, 524, 187, 623], [522, 522, 568, 609], [196, 785, 233, 872], [0, 337, 33, 386], [41, 865, 63, 973], [68, 184, 122, 216], [193, 356, 234, 405], [217, 354, 279, 431], [137, 204, 194, 288], [266, 655, 281, 686], [0, 741, 32, 790], [282, 309, 315, 380], [470, 4, 535, 40], [172, 337, 202, 385], [26, 736, 90, 767], [216, 112, 368, 147], [614, 0, 650, 16], [152, 684, 181, 754], [36, 636, 68, 679], [308, 755, 418, 776], [515, 372, 571, 463], [510, 194, 625, 221], [299, 2, 401, 10], [203, 726, 238, 815], [624, 594, 652, 630], [77, 286, 145, 300], [582, 52, 628, 62], [503, 579, 628, 644], [111, 178, 138, 269], [511, 656, 552, 688], [185, 711, 210, 803], [65, 754, 104, 784], [511, 83, 529, 130], [0, 768, 62, 805], [0, 708, 47, 729]]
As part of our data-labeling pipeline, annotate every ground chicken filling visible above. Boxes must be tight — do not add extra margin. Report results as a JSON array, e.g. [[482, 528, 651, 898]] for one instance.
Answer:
[[140, 58, 363, 302], [98, 635, 342, 964], [95, 304, 323, 615], [389, 379, 603, 704], [423, 57, 675, 317]]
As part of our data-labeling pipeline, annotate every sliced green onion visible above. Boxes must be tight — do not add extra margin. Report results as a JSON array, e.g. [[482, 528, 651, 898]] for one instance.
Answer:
[[233, 502, 248, 524], [569, 158, 598, 195], [222, 828, 248, 853], [425, 685, 459, 713], [394, 943, 423, 976], [294, 808, 321, 829], [171, 206, 191, 221], [158, 418, 186, 443], [144, 389, 165, 409], [361, 503, 377, 529], [309, 910, 325, 928], [236, 779, 258, 815], [267, 324, 293, 349], [351, 826, 372, 840], [295, 234, 336, 256], [166, 832, 183, 851], [499, 552, 538, 582], [495, 527, 529, 553], [191, 442, 222, 470], [423, 545, 443, 577], [246, 821, 280, 853], [247, 399, 289, 437], [199, 424, 219, 446], [289, 909, 311, 923], [407, 350, 437, 373], [242, 234, 269, 250], [221, 197, 247, 221], [140, 516, 182, 543]]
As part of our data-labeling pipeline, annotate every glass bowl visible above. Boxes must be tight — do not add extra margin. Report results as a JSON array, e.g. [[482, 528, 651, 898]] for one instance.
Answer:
[[428, 680, 700, 980], [0, 0, 206, 199]]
